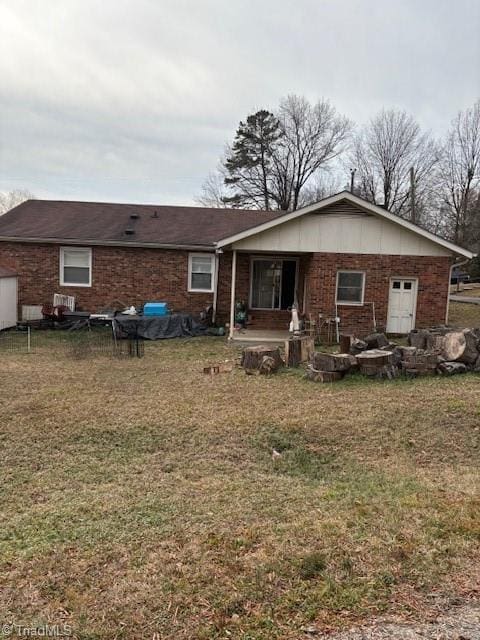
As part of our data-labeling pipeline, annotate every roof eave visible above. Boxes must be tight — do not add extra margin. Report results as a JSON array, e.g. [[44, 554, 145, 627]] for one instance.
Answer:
[[0, 236, 216, 251]]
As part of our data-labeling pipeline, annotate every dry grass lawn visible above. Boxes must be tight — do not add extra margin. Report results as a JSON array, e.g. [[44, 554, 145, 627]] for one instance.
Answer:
[[449, 301, 480, 327], [0, 332, 479, 639]]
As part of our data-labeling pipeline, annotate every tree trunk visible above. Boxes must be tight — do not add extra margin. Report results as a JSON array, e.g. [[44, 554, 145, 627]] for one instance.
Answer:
[[441, 330, 479, 364], [285, 336, 314, 367], [310, 352, 353, 372], [305, 366, 344, 383], [356, 349, 393, 376], [242, 345, 283, 374], [339, 334, 353, 354], [364, 332, 389, 349], [408, 329, 430, 349], [437, 361, 468, 375]]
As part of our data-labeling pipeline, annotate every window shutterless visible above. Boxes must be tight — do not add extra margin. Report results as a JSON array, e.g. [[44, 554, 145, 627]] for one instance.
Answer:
[[188, 253, 215, 292], [60, 247, 92, 287], [336, 271, 365, 305]]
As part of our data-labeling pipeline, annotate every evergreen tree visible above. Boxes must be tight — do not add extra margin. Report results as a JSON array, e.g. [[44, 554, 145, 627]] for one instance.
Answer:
[[223, 110, 282, 210]]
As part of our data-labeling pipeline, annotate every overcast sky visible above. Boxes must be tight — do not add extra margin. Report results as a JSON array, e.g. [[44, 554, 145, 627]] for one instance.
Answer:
[[0, 0, 479, 205]]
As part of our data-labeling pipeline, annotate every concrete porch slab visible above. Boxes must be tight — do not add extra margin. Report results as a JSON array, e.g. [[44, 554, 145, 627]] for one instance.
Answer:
[[230, 329, 291, 344]]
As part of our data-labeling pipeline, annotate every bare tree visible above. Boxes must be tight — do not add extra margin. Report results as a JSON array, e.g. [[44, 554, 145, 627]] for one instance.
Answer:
[[194, 170, 228, 208], [437, 100, 480, 246], [0, 189, 34, 215], [273, 95, 351, 211], [350, 109, 439, 222], [295, 170, 343, 208]]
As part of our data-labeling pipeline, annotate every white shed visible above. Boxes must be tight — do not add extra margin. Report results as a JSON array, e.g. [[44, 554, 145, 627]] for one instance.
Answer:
[[0, 266, 18, 330]]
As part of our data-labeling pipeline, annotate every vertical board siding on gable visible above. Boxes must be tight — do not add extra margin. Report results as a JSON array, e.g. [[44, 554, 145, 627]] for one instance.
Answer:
[[233, 202, 451, 257]]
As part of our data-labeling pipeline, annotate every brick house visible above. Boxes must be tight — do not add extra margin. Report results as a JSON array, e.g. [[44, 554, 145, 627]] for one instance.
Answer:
[[0, 191, 473, 336]]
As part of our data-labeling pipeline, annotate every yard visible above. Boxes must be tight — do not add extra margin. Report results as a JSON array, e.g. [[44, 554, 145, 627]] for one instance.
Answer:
[[1, 318, 479, 639]]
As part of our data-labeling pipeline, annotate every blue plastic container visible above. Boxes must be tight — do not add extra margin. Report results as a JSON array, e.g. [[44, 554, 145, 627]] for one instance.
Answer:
[[143, 302, 169, 317]]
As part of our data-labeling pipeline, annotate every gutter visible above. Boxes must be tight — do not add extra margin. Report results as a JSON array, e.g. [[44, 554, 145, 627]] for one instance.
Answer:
[[0, 236, 215, 252]]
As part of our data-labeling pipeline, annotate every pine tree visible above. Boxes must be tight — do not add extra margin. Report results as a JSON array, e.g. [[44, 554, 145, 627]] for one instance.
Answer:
[[223, 110, 282, 210]]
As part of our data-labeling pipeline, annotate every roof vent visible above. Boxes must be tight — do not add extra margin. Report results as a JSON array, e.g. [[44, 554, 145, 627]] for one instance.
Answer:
[[125, 228, 135, 235], [152, 211, 158, 218], [130, 213, 140, 219]]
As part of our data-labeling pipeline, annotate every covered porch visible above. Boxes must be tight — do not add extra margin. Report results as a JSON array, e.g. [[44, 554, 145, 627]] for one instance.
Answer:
[[226, 250, 312, 341]]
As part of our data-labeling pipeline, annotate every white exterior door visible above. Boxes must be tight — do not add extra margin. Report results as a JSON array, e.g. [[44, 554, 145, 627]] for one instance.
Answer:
[[387, 278, 417, 334]]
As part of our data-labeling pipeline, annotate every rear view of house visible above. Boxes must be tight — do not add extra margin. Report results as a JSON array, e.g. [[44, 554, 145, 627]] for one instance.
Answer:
[[0, 191, 473, 336]]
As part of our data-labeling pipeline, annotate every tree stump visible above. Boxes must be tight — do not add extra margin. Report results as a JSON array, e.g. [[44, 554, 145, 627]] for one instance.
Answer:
[[356, 349, 393, 376], [364, 332, 389, 349], [310, 352, 353, 372], [408, 329, 431, 349], [350, 338, 368, 354], [401, 350, 439, 376], [427, 333, 447, 352], [437, 361, 468, 375], [285, 336, 314, 367], [441, 330, 479, 364], [242, 345, 283, 375], [305, 365, 344, 383], [339, 334, 353, 354]]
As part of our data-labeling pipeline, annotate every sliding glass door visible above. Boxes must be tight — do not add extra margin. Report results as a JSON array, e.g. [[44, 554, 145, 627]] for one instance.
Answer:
[[250, 258, 297, 310]]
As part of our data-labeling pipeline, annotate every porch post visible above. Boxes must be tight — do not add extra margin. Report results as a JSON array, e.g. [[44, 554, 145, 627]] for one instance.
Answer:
[[212, 251, 220, 324], [229, 249, 237, 340]]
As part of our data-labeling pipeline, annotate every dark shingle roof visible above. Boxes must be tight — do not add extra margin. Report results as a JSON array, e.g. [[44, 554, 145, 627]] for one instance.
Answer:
[[0, 200, 284, 247]]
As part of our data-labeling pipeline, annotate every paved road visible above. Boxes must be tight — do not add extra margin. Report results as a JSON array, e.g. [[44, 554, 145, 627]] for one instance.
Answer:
[[310, 602, 480, 639], [450, 295, 480, 304]]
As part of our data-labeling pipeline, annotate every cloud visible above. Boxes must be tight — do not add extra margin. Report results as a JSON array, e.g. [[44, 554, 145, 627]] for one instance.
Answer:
[[0, 0, 478, 204]]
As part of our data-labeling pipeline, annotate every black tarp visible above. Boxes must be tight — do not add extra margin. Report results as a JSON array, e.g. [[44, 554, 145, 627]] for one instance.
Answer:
[[114, 313, 208, 340]]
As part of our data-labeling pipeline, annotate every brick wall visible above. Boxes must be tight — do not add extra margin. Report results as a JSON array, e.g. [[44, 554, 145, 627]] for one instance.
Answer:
[[0, 242, 452, 332], [0, 242, 218, 316], [304, 253, 452, 334]]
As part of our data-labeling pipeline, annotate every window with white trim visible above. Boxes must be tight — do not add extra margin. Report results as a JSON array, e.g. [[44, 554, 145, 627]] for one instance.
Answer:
[[336, 271, 365, 305], [188, 253, 215, 292], [60, 247, 92, 287]]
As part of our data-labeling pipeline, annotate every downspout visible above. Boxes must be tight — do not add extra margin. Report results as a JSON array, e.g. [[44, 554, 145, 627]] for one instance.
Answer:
[[212, 249, 222, 324], [228, 249, 237, 340], [445, 256, 470, 325]]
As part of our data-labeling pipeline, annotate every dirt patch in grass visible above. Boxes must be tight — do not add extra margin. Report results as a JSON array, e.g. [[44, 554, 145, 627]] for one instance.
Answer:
[[0, 335, 479, 639]]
